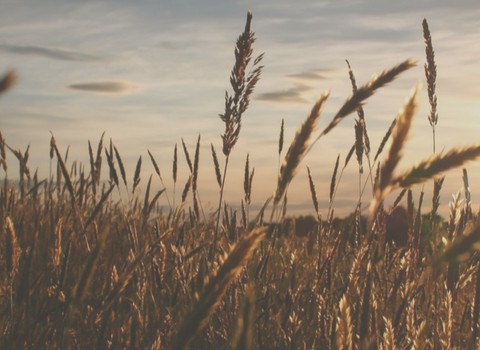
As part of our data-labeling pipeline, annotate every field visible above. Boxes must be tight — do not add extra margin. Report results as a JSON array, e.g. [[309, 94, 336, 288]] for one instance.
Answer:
[[1, 11, 480, 349]]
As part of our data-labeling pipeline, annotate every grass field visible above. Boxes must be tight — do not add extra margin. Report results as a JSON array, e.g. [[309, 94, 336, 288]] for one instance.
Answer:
[[1, 12, 480, 349]]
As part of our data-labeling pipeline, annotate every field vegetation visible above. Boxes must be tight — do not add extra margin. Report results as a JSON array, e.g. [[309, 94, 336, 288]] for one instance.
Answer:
[[1, 11, 480, 349]]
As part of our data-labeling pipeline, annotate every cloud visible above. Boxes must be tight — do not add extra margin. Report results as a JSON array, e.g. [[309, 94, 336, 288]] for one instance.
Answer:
[[256, 84, 312, 104], [158, 41, 182, 50], [0, 44, 105, 62], [67, 81, 139, 94], [286, 69, 329, 81], [256, 68, 331, 104]]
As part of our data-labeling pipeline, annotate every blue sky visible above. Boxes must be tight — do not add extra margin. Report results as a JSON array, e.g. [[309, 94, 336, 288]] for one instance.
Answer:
[[1, 0, 479, 216]]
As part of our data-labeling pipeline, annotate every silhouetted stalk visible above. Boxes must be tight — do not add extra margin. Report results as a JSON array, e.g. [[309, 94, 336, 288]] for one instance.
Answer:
[[211, 155, 229, 260], [213, 11, 263, 260]]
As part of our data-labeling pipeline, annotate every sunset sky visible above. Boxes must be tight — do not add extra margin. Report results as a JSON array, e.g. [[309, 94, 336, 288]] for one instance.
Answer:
[[1, 0, 479, 217]]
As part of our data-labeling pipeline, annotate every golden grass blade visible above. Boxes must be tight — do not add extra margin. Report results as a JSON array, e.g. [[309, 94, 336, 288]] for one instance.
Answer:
[[181, 138, 193, 172], [4, 216, 19, 279], [345, 143, 355, 168], [0, 132, 7, 172], [192, 135, 201, 194], [423, 18, 438, 128], [309, 59, 416, 152], [392, 145, 480, 189], [278, 118, 284, 156], [171, 227, 266, 350], [336, 295, 353, 350], [374, 117, 396, 162], [132, 156, 142, 194], [53, 141, 76, 207], [181, 175, 192, 203], [307, 166, 319, 215], [354, 119, 364, 174], [105, 147, 119, 187], [147, 149, 162, 181], [113, 145, 127, 187], [173, 143, 178, 184], [211, 143, 222, 188], [378, 85, 418, 194], [274, 93, 328, 205], [220, 11, 263, 157], [143, 174, 152, 216], [88, 140, 97, 195], [346, 59, 370, 155], [330, 154, 340, 203], [369, 86, 418, 220]]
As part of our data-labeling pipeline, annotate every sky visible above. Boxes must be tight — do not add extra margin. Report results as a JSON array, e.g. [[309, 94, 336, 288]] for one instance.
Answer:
[[0, 0, 479, 218]]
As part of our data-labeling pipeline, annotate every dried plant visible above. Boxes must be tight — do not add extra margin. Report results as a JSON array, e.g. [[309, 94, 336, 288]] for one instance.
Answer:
[[220, 11, 263, 157], [214, 11, 263, 255], [423, 18, 438, 152], [0, 14, 478, 350], [274, 93, 329, 208], [171, 227, 266, 349]]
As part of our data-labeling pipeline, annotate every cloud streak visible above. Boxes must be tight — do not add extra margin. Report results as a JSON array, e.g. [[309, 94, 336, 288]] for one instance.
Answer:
[[256, 68, 331, 104], [0, 44, 105, 62], [256, 85, 311, 104], [286, 69, 330, 81], [67, 81, 139, 94]]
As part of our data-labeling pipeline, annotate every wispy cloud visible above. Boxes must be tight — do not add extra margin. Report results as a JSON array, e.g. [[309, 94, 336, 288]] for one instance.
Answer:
[[0, 44, 105, 62], [256, 84, 312, 104], [256, 68, 330, 104], [286, 69, 330, 81], [67, 81, 139, 94], [158, 41, 182, 50]]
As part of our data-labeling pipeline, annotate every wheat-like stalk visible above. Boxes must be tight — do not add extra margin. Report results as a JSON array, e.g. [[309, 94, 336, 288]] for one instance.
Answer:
[[210, 143, 222, 188], [354, 119, 364, 175], [274, 93, 329, 206], [380, 317, 396, 350], [306, 166, 319, 217], [369, 86, 418, 220], [132, 156, 142, 194], [308, 59, 416, 153], [336, 295, 353, 350], [392, 145, 480, 189], [4, 216, 19, 279], [171, 227, 266, 350], [220, 11, 263, 156], [439, 288, 453, 350], [423, 19, 438, 132], [330, 154, 340, 203]]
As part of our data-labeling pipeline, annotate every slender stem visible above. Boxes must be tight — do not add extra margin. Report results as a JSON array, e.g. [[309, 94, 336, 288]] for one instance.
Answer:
[[366, 155, 374, 196], [357, 168, 362, 239], [172, 184, 176, 214], [432, 125, 436, 154], [211, 155, 230, 260]]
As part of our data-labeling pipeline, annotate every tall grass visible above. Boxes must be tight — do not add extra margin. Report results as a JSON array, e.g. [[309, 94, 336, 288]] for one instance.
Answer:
[[0, 12, 480, 349]]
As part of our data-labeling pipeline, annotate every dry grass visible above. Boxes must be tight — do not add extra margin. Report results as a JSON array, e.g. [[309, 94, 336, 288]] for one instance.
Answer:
[[1, 11, 480, 350]]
